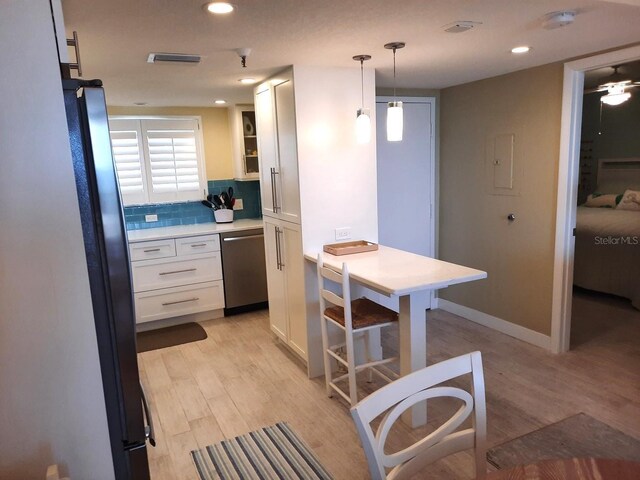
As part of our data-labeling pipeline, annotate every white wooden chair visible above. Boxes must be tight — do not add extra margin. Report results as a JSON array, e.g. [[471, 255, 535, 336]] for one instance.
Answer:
[[317, 253, 399, 406], [350, 351, 487, 480]]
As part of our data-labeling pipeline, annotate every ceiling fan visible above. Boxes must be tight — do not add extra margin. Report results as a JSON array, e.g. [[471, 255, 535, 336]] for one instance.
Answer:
[[584, 65, 640, 105]]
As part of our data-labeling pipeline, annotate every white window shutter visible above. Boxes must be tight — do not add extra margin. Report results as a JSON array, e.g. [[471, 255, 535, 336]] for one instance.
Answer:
[[141, 119, 206, 203], [108, 119, 147, 206]]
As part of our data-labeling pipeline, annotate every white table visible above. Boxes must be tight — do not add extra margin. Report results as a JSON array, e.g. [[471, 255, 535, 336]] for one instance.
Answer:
[[305, 245, 487, 427]]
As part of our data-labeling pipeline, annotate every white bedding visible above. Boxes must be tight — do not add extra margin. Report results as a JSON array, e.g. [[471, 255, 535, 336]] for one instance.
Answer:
[[574, 206, 640, 308]]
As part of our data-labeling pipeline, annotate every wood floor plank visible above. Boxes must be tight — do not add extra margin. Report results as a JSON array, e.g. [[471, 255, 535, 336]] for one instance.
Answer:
[[165, 431, 200, 480], [204, 393, 250, 439], [162, 349, 193, 382], [153, 387, 191, 436], [173, 378, 211, 422], [189, 415, 226, 449]]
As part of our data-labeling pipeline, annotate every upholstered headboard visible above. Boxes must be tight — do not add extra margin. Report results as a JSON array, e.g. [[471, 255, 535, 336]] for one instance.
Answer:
[[597, 158, 640, 192]]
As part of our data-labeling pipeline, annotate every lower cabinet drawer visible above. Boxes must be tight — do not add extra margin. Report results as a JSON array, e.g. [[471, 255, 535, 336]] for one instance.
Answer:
[[129, 239, 176, 261], [134, 281, 224, 324], [131, 253, 222, 292]]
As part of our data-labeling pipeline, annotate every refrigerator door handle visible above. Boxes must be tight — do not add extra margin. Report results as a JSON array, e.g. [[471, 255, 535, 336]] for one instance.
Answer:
[[140, 383, 156, 447]]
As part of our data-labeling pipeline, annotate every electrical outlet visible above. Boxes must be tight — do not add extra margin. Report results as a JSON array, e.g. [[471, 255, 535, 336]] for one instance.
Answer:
[[335, 227, 352, 240], [233, 198, 244, 210], [145, 214, 158, 222]]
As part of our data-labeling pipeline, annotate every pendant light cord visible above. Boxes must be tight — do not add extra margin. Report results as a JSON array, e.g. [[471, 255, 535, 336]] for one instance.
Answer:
[[360, 58, 364, 109], [393, 47, 397, 100]]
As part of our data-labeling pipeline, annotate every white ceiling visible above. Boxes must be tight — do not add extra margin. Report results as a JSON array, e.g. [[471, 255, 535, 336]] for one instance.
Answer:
[[61, 0, 640, 107]]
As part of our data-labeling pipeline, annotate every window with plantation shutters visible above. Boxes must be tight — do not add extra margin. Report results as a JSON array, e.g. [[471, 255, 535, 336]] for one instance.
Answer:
[[107, 117, 207, 206], [108, 119, 147, 206]]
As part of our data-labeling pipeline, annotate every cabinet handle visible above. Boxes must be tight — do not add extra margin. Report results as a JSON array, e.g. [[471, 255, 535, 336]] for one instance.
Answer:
[[161, 297, 199, 306], [143, 248, 161, 253], [223, 234, 264, 242], [277, 227, 285, 270], [66, 31, 82, 77], [270, 167, 280, 213], [159, 268, 196, 276], [190, 243, 207, 247], [274, 227, 281, 271]]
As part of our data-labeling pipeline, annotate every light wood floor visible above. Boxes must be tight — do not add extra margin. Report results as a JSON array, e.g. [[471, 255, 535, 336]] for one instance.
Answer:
[[139, 292, 640, 479]]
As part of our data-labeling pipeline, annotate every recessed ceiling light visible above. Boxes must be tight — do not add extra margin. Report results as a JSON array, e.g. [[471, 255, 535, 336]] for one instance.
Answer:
[[206, 2, 234, 14], [214, 99, 226, 104], [511, 46, 531, 54], [239, 78, 256, 84]]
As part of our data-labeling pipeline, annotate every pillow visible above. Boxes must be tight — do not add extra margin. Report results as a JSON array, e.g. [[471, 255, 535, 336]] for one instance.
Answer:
[[584, 193, 623, 208], [616, 189, 640, 211]]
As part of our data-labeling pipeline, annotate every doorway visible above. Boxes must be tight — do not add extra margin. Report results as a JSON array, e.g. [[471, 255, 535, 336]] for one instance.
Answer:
[[376, 96, 436, 307], [551, 45, 640, 353], [376, 96, 436, 252]]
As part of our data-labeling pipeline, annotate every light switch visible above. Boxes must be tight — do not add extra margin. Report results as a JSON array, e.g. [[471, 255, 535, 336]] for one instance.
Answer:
[[145, 214, 158, 222], [233, 198, 244, 210]]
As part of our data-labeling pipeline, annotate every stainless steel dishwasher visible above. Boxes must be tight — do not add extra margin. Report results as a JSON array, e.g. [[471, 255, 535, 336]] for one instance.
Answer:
[[220, 228, 268, 315]]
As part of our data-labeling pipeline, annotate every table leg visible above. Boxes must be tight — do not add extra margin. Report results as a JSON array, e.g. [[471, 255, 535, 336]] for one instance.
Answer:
[[399, 290, 429, 427]]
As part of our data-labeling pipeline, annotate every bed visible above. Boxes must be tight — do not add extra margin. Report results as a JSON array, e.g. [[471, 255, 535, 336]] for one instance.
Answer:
[[573, 158, 640, 309]]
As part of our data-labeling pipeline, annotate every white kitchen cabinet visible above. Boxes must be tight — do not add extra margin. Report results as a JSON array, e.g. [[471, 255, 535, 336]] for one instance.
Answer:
[[255, 70, 301, 224], [229, 105, 260, 180], [129, 238, 176, 261], [134, 281, 224, 324], [129, 233, 224, 323], [263, 217, 306, 358], [263, 220, 287, 341], [255, 85, 278, 216], [254, 66, 378, 378]]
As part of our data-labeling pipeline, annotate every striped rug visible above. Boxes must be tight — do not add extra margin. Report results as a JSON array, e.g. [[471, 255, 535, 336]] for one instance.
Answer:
[[190, 422, 333, 480]]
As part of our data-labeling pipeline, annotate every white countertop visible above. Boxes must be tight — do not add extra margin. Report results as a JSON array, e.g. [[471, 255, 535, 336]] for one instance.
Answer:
[[305, 245, 487, 296], [127, 218, 264, 243]]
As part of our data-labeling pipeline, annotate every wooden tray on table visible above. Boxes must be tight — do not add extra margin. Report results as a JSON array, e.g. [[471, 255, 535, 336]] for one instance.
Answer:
[[323, 240, 378, 256]]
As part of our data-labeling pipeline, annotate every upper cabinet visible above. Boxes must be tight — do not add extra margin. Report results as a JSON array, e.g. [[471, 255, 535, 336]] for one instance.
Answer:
[[230, 105, 260, 181], [254, 71, 301, 224]]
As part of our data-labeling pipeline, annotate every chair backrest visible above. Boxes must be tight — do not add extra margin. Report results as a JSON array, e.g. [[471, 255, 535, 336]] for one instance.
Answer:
[[350, 351, 487, 480], [317, 254, 354, 330]]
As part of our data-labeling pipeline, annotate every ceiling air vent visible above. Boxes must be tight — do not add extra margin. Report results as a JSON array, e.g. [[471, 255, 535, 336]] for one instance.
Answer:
[[442, 21, 482, 33], [147, 53, 201, 64]]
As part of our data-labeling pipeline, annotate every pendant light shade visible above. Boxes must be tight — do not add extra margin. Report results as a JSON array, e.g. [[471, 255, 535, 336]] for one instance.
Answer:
[[386, 101, 403, 142], [356, 108, 371, 144], [353, 54, 372, 144], [384, 42, 405, 142]]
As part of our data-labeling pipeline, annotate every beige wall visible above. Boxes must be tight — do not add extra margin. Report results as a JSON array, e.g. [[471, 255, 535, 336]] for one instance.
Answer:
[[439, 63, 563, 335], [107, 106, 234, 180]]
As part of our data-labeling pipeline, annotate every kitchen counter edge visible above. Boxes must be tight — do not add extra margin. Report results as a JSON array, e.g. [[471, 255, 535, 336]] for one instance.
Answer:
[[127, 218, 264, 243]]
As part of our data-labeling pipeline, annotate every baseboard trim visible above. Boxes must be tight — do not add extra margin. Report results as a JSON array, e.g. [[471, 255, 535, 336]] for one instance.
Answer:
[[437, 299, 552, 350]]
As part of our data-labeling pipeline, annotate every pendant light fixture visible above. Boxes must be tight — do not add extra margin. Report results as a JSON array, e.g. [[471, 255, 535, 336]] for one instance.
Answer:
[[353, 54, 372, 144], [384, 42, 405, 142]]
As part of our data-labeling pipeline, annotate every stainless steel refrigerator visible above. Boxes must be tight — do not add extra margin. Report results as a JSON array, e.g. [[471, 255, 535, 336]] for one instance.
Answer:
[[62, 78, 154, 479]]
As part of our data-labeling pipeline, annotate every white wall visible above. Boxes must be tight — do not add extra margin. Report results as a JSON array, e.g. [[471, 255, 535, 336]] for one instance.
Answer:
[[293, 65, 379, 251], [0, 1, 115, 478]]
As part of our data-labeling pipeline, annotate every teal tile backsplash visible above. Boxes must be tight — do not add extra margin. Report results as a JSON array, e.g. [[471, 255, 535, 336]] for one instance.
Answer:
[[124, 179, 261, 230]]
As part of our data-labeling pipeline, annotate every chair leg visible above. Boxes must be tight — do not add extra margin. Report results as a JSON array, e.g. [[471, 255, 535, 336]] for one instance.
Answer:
[[364, 331, 373, 383], [320, 317, 333, 398], [345, 329, 358, 406]]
